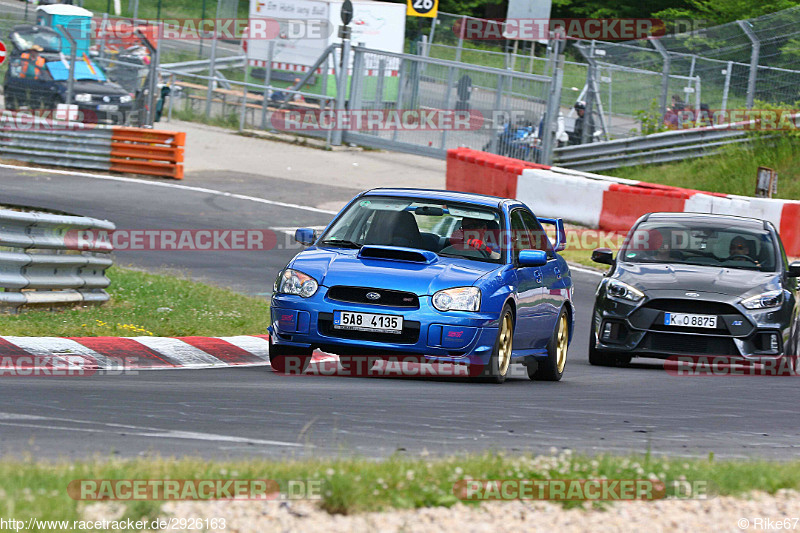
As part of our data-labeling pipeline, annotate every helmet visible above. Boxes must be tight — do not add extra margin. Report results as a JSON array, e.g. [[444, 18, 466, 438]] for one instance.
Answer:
[[574, 101, 586, 111]]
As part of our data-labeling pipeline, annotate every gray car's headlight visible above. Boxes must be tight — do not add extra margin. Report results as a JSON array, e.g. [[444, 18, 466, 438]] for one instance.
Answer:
[[432, 286, 481, 312], [276, 268, 318, 298], [74, 93, 92, 103], [119, 95, 133, 104], [741, 290, 783, 310], [607, 279, 644, 302]]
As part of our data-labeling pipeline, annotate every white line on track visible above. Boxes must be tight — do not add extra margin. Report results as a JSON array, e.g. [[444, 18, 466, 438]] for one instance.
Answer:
[[0, 412, 305, 447], [0, 163, 338, 215]]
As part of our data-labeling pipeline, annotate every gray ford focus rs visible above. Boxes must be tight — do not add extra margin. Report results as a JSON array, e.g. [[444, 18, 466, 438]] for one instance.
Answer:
[[589, 212, 800, 371]]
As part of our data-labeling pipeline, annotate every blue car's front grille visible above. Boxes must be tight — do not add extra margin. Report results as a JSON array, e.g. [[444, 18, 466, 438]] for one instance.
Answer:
[[327, 286, 420, 309], [318, 312, 420, 344]]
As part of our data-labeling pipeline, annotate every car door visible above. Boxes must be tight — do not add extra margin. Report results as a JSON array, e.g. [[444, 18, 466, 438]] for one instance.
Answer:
[[520, 210, 562, 348], [509, 208, 545, 351]]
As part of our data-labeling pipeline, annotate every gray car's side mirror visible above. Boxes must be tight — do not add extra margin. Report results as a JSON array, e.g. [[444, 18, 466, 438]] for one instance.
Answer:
[[787, 261, 800, 278], [591, 248, 615, 265]]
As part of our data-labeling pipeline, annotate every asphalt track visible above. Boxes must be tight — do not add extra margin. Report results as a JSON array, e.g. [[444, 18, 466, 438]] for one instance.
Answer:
[[1, 165, 799, 460]]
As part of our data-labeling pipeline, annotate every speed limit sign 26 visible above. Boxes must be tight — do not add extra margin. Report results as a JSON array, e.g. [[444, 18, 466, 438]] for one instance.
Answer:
[[407, 0, 438, 18]]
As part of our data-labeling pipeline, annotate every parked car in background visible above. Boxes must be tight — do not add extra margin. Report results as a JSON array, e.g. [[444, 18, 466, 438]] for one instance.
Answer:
[[3, 25, 133, 124]]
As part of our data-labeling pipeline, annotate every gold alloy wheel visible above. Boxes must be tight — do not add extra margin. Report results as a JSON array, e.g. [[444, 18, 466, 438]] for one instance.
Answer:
[[498, 313, 513, 376], [556, 314, 568, 373]]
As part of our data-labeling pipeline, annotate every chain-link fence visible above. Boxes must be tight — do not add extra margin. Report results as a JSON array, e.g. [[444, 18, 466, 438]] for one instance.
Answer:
[[342, 45, 551, 158], [425, 8, 800, 138]]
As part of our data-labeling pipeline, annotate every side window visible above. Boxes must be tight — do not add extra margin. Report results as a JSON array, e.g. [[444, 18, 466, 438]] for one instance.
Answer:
[[520, 210, 553, 254]]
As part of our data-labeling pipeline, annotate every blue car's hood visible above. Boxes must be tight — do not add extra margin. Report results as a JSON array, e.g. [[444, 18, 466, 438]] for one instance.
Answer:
[[290, 247, 501, 295]]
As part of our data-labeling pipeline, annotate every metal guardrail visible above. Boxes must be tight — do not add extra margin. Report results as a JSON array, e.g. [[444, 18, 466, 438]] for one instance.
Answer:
[[161, 56, 245, 74], [0, 208, 115, 311], [0, 127, 115, 172], [553, 127, 752, 171], [0, 119, 186, 179]]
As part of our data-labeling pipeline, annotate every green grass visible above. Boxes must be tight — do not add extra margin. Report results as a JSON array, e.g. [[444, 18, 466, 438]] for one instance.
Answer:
[[0, 267, 268, 337], [3, 451, 800, 527], [607, 137, 800, 200]]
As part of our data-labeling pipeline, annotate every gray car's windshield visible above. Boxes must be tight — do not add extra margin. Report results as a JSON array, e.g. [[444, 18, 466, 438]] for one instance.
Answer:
[[319, 196, 504, 264], [621, 221, 777, 272]]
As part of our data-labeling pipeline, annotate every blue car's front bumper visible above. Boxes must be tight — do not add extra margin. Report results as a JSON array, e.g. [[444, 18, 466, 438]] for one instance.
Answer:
[[269, 286, 501, 366]]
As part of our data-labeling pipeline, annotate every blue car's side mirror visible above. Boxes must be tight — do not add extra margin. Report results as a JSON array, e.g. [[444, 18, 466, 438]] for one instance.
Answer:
[[295, 228, 316, 246], [518, 249, 547, 267]]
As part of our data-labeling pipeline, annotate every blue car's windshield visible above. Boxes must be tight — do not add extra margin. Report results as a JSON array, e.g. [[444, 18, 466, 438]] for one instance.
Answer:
[[319, 196, 504, 264], [621, 221, 777, 272]]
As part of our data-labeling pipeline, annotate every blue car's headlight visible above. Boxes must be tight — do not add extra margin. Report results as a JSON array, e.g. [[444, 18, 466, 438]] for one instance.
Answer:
[[432, 287, 481, 312], [607, 279, 644, 302], [276, 268, 318, 298], [741, 290, 783, 310]]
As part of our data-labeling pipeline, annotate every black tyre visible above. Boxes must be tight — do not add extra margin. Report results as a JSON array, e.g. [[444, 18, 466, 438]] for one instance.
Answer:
[[268, 335, 312, 374], [532, 308, 569, 381], [588, 321, 631, 367]]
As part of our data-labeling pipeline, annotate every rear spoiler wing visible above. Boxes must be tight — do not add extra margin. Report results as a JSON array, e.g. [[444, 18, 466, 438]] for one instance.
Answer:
[[537, 217, 567, 252]]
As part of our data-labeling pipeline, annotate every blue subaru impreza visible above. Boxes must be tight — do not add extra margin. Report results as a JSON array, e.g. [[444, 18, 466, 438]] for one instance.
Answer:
[[268, 188, 574, 383]]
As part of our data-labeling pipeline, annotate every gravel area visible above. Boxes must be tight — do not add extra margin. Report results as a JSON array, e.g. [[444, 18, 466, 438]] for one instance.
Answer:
[[136, 490, 800, 532]]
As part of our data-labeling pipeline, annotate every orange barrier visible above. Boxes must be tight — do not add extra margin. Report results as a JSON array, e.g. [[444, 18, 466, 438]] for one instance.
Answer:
[[109, 127, 185, 180], [446, 148, 548, 198]]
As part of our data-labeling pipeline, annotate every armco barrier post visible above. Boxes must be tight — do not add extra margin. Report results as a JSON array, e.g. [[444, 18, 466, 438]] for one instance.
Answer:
[[57, 25, 77, 112]]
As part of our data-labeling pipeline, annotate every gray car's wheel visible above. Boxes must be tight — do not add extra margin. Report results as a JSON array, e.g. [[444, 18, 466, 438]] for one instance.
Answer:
[[588, 319, 632, 367]]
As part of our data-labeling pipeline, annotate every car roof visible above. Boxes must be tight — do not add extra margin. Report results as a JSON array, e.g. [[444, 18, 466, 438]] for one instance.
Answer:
[[645, 212, 769, 231], [363, 188, 506, 208]]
